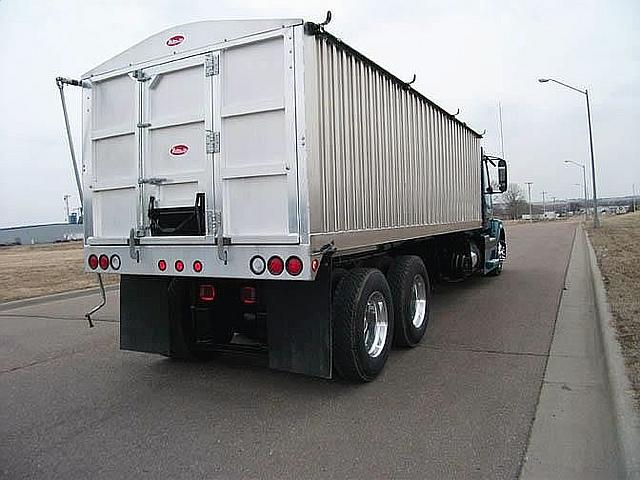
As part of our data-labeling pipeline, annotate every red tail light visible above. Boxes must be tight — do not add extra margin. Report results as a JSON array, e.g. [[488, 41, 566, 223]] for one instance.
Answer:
[[286, 256, 303, 276], [158, 259, 167, 271], [241, 286, 257, 305], [175, 260, 185, 272], [199, 284, 216, 302], [267, 256, 284, 275], [98, 254, 109, 270], [88, 254, 98, 270], [193, 260, 203, 273]]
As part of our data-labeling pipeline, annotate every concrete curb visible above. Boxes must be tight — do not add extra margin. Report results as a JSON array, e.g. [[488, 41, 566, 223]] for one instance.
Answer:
[[585, 227, 640, 479], [0, 284, 119, 312]]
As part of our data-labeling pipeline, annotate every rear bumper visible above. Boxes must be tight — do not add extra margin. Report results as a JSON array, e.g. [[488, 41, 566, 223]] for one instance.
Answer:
[[84, 244, 321, 281]]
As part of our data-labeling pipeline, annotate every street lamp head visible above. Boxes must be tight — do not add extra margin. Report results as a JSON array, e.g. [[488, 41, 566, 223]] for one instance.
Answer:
[[538, 78, 550, 83]]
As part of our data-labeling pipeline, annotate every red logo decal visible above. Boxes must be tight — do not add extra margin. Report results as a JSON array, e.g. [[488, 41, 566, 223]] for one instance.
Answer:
[[166, 35, 184, 47], [170, 144, 189, 155]]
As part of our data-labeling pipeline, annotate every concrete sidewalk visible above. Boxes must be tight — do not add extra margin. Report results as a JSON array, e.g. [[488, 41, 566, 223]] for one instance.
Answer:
[[521, 228, 621, 479]]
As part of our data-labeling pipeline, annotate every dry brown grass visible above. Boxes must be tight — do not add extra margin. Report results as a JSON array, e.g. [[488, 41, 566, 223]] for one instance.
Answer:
[[0, 241, 118, 303], [587, 211, 640, 407]]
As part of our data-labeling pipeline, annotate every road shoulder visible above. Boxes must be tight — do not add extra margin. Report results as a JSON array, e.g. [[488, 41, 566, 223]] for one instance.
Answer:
[[521, 227, 621, 479]]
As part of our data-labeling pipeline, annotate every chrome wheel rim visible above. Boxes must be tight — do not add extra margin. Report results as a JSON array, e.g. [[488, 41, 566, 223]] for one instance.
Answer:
[[363, 291, 389, 358], [410, 274, 427, 328], [497, 241, 506, 261]]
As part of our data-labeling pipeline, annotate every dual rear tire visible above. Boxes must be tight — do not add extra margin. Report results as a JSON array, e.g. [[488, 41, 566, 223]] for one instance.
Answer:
[[332, 256, 431, 382]]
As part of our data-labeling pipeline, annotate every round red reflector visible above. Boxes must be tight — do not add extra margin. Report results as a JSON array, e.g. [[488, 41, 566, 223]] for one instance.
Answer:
[[286, 256, 303, 276], [311, 258, 320, 272], [267, 256, 284, 275], [158, 260, 167, 271], [175, 260, 185, 272], [193, 260, 203, 273], [98, 254, 109, 270], [88, 254, 98, 270]]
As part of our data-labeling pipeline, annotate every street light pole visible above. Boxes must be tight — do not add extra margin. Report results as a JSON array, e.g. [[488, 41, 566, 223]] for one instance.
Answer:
[[565, 160, 589, 220], [525, 182, 533, 222], [538, 77, 600, 227], [541, 190, 547, 216]]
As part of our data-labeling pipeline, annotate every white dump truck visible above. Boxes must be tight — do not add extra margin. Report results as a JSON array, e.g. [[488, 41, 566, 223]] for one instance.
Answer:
[[57, 17, 508, 381]]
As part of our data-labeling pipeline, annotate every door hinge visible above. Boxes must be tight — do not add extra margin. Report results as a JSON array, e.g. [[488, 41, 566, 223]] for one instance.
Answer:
[[131, 69, 149, 82], [206, 130, 220, 154], [206, 210, 216, 234], [205, 55, 219, 77]]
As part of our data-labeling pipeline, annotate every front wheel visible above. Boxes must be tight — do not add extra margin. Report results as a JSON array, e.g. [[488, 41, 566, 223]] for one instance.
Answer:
[[486, 232, 506, 277], [332, 268, 394, 382]]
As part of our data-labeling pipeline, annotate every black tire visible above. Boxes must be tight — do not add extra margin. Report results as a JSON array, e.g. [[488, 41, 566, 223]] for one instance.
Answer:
[[332, 268, 394, 382], [387, 255, 431, 347]]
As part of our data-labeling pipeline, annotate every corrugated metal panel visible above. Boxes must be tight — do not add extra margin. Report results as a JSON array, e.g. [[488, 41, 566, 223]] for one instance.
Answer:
[[312, 35, 482, 239]]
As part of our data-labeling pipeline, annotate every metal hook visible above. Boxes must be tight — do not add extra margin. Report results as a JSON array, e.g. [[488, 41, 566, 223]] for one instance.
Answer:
[[319, 10, 332, 27], [453, 108, 460, 117], [405, 74, 417, 88]]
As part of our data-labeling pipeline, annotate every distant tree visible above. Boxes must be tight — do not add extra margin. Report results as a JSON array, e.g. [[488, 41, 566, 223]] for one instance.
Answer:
[[502, 183, 528, 220]]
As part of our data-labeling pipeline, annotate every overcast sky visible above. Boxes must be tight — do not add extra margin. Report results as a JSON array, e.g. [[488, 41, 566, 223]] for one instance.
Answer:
[[0, 0, 638, 227]]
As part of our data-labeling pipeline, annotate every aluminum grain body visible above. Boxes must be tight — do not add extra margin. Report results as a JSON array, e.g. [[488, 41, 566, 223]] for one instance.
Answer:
[[79, 20, 486, 280], [302, 33, 483, 252]]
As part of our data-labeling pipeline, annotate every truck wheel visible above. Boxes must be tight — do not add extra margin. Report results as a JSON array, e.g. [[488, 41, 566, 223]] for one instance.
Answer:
[[332, 268, 394, 382], [387, 255, 430, 347], [486, 231, 506, 277]]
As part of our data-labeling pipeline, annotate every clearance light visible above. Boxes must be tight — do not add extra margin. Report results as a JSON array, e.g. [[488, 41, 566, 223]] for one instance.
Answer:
[[88, 254, 99, 270], [311, 258, 320, 272], [267, 256, 284, 275], [199, 284, 216, 302], [249, 256, 266, 275], [98, 254, 109, 270], [175, 260, 185, 272], [241, 286, 257, 305], [193, 260, 203, 273], [286, 256, 303, 276], [158, 259, 167, 271]]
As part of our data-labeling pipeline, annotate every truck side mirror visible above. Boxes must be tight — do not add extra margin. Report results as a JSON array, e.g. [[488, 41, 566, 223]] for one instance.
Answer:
[[498, 159, 507, 193]]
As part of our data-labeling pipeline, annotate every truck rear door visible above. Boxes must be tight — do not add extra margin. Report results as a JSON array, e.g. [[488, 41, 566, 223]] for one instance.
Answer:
[[216, 30, 299, 245], [90, 54, 214, 244]]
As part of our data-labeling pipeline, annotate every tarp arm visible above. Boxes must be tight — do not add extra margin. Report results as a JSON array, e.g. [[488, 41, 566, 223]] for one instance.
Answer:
[[56, 76, 105, 327]]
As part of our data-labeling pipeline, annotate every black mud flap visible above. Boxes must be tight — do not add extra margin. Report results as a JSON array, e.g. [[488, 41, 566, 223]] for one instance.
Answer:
[[262, 260, 332, 379], [120, 275, 172, 355]]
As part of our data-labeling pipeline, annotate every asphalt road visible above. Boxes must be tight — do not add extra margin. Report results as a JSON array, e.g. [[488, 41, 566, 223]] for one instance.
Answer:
[[0, 221, 577, 479]]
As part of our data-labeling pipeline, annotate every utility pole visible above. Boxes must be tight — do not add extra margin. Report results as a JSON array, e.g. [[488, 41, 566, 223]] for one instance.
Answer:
[[63, 194, 70, 223], [633, 183, 637, 212], [541, 190, 547, 215], [526, 182, 533, 222], [498, 102, 505, 158]]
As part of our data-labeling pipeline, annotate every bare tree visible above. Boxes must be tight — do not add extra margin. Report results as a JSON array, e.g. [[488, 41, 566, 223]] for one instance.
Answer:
[[502, 183, 528, 220]]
